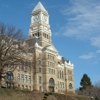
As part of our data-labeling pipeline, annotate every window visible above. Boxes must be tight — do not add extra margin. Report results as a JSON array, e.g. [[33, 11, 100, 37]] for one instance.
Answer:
[[50, 62, 52, 66], [48, 68, 50, 73], [35, 33, 37, 36], [54, 70, 55, 74], [38, 32, 39, 37], [53, 56, 54, 60], [25, 75, 28, 83], [60, 70, 61, 79], [21, 74, 24, 82], [43, 33, 45, 37], [39, 76, 42, 84], [10, 65, 14, 68], [39, 60, 41, 65], [29, 86, 31, 90], [39, 54, 41, 58], [28, 65, 31, 72], [58, 62, 60, 65], [24, 66, 27, 72], [50, 56, 52, 60], [29, 76, 31, 83], [6, 71, 13, 80], [18, 84, 20, 89], [62, 71, 64, 79], [44, 34, 46, 38], [48, 61, 49, 66], [26, 85, 28, 89], [48, 55, 49, 59], [18, 73, 20, 82], [68, 70, 72, 75], [20, 64, 23, 71], [39, 68, 42, 73], [49, 78, 55, 86], [6, 82, 14, 88], [53, 63, 55, 67], [22, 85, 24, 89], [58, 82, 60, 88], [51, 69, 53, 74], [68, 76, 72, 81], [69, 83, 73, 89], [60, 82, 61, 88], [39, 86, 42, 91], [62, 82, 64, 88], [47, 35, 48, 39], [58, 70, 60, 78]]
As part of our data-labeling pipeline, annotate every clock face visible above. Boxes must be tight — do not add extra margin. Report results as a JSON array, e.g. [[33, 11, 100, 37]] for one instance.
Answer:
[[42, 15, 47, 22], [34, 15, 39, 22]]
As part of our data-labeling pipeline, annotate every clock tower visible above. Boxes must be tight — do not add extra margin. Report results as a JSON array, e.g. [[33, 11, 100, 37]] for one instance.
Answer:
[[29, 2, 52, 47]]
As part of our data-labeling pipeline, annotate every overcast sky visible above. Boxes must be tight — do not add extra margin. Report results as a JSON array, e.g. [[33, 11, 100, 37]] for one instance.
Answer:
[[0, 0, 100, 89]]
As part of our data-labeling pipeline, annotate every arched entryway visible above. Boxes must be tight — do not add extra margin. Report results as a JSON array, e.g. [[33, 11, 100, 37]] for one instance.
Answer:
[[49, 78, 55, 92]]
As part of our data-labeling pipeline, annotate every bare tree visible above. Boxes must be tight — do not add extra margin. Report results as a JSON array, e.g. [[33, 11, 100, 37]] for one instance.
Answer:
[[0, 22, 32, 87], [76, 85, 100, 100], [95, 81, 100, 88]]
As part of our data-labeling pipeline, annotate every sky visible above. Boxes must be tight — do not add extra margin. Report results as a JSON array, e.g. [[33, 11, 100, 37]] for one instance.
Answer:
[[0, 0, 100, 89]]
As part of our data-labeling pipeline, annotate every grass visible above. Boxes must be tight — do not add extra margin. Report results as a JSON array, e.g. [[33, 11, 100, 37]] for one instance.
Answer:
[[0, 88, 93, 100], [0, 88, 30, 100]]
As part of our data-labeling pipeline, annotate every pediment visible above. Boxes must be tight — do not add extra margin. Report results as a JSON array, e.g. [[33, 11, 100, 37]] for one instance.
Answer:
[[44, 45, 58, 52]]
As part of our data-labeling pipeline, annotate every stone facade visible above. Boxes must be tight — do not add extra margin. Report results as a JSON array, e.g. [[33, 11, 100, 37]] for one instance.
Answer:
[[1, 2, 75, 94]]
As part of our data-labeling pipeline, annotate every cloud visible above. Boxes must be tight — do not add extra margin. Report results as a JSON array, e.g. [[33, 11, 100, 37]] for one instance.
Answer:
[[58, 0, 100, 47], [79, 52, 96, 59], [91, 36, 100, 48], [79, 49, 100, 60], [96, 50, 100, 53]]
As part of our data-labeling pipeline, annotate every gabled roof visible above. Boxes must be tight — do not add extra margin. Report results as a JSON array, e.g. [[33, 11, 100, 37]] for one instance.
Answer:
[[25, 36, 40, 47], [43, 44, 58, 53], [32, 2, 48, 13]]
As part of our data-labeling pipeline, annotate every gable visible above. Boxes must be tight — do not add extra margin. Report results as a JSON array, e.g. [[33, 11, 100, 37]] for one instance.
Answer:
[[43, 44, 58, 53]]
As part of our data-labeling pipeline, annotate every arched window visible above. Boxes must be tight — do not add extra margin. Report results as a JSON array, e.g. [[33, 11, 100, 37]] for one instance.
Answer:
[[6, 71, 13, 80], [69, 83, 73, 89], [49, 78, 55, 86]]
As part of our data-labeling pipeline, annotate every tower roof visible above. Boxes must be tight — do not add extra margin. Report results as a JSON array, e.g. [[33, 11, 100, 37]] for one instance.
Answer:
[[32, 2, 48, 14]]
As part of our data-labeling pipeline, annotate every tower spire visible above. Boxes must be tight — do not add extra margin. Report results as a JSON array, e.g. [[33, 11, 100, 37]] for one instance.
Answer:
[[32, 2, 48, 14]]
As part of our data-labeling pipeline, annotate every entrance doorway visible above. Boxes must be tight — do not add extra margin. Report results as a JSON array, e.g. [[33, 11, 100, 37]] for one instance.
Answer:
[[49, 78, 55, 92]]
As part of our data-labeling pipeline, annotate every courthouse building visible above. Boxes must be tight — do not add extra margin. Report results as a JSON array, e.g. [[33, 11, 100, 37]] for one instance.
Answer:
[[2, 2, 75, 94]]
